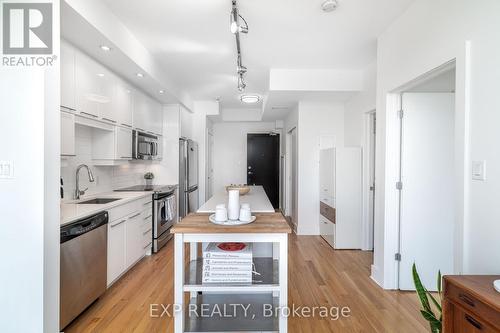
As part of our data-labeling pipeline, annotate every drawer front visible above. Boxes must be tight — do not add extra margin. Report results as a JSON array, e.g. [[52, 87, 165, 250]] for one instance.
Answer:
[[446, 282, 500, 330], [108, 200, 141, 222], [452, 304, 498, 333], [320, 202, 336, 223]]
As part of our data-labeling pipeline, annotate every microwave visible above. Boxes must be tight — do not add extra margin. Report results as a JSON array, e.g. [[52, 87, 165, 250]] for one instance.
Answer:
[[132, 130, 160, 160]]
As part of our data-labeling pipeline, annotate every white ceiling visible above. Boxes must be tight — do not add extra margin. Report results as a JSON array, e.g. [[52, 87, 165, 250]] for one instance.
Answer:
[[101, 0, 414, 110]]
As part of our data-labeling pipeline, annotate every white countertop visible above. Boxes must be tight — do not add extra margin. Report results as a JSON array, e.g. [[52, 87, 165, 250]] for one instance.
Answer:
[[60, 191, 152, 226], [198, 185, 274, 213]]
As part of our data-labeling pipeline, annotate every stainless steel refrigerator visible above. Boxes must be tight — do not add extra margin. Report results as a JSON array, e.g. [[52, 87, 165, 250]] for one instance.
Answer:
[[179, 138, 199, 218]]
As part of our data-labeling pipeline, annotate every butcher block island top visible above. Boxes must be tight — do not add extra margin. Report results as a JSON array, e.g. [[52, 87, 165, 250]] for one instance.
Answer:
[[171, 212, 292, 234]]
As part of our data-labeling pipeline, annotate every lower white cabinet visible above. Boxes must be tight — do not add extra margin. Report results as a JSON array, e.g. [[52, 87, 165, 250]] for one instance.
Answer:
[[107, 216, 127, 285], [106, 197, 153, 287], [125, 211, 144, 268], [60, 111, 75, 156]]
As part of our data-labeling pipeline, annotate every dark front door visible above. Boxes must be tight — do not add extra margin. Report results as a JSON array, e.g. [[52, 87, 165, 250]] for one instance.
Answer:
[[247, 133, 280, 208]]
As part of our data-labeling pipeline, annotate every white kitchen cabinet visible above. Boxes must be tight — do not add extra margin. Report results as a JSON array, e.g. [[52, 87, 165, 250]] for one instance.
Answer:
[[150, 99, 163, 136], [133, 90, 162, 135], [115, 127, 133, 160], [60, 111, 75, 156], [61, 41, 76, 111], [133, 90, 148, 132], [75, 52, 112, 120], [125, 211, 144, 268], [107, 217, 127, 286], [91, 126, 132, 164], [113, 81, 134, 128]]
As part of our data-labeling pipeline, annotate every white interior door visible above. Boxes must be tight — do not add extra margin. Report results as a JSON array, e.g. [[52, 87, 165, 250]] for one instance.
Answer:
[[368, 113, 376, 251], [399, 93, 455, 291]]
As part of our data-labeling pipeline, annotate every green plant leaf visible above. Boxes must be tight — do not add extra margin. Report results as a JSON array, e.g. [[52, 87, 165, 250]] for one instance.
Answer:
[[412, 263, 432, 313], [420, 310, 442, 332], [426, 290, 442, 314], [437, 270, 442, 301]]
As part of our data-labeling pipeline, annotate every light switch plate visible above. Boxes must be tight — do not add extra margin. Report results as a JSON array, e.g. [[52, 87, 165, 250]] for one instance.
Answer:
[[472, 160, 486, 181], [0, 161, 14, 178]]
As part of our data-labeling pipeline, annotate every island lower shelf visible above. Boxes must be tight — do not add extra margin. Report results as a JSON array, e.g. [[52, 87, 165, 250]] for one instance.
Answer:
[[184, 293, 279, 333], [185, 258, 279, 292]]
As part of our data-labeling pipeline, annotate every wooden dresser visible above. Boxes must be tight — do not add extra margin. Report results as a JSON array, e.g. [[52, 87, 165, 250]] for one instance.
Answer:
[[443, 275, 500, 332]]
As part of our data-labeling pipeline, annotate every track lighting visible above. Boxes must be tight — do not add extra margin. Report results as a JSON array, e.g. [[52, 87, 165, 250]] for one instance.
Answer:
[[230, 0, 249, 91], [230, 1, 248, 34]]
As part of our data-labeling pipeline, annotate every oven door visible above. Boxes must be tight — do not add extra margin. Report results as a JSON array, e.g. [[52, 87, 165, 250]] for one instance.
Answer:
[[153, 195, 175, 238]]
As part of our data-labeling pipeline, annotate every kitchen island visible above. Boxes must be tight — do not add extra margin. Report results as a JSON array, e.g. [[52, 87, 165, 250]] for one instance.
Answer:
[[198, 185, 274, 213], [170, 212, 291, 333]]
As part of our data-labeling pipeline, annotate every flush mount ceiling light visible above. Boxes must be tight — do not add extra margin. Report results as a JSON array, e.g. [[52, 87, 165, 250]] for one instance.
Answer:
[[230, 0, 249, 91], [100, 45, 111, 52], [96, 73, 105, 77], [159, 90, 165, 94], [136, 73, 144, 78], [240, 94, 260, 104], [321, 0, 339, 12]]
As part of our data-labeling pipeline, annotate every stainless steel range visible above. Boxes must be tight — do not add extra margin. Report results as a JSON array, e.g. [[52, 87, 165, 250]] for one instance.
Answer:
[[115, 185, 177, 252]]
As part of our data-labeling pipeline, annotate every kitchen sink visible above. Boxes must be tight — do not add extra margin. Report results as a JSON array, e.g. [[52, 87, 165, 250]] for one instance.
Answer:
[[77, 198, 121, 205]]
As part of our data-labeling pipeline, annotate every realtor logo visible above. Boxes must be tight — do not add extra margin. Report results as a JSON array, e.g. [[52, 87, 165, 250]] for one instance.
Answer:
[[2, 2, 53, 54]]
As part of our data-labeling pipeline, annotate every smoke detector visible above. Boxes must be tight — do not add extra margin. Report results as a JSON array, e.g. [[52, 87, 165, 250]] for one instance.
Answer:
[[321, 0, 338, 12]]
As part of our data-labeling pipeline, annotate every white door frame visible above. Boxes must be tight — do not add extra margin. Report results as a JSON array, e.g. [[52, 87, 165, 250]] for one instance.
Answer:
[[285, 127, 297, 229], [382, 46, 471, 289], [362, 110, 376, 251]]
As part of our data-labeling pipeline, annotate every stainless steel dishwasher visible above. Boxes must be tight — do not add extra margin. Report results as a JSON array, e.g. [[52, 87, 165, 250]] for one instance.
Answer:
[[60, 211, 108, 330]]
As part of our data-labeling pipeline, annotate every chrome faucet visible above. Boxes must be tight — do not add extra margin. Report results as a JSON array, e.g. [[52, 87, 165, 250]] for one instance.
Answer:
[[75, 164, 95, 200]]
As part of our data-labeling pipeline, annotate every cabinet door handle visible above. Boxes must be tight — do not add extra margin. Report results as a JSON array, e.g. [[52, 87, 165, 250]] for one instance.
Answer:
[[143, 228, 152, 235], [128, 212, 141, 219], [143, 214, 152, 220], [465, 315, 482, 330], [102, 117, 117, 123], [121, 156, 132, 159], [121, 123, 132, 128], [458, 294, 475, 307], [80, 111, 98, 118], [111, 219, 126, 227]]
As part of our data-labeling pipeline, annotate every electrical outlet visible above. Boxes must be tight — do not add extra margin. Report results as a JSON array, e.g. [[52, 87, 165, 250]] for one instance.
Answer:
[[0, 161, 14, 178]]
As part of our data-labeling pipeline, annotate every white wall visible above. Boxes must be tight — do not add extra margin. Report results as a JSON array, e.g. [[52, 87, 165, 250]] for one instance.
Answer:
[[296, 101, 345, 235], [344, 61, 377, 147], [0, 7, 60, 330], [374, 0, 500, 288], [212, 122, 278, 194]]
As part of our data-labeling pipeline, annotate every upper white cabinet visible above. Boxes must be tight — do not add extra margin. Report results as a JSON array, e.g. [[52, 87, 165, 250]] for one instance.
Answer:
[[134, 90, 163, 136], [113, 80, 134, 128], [75, 52, 112, 120], [115, 127, 133, 160], [61, 41, 76, 111], [60, 111, 75, 156]]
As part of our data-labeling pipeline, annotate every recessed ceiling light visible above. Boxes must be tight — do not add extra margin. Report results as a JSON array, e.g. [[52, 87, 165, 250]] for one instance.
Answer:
[[321, 0, 338, 12], [240, 94, 260, 104], [136, 73, 144, 78], [159, 90, 165, 94], [96, 73, 105, 77], [100, 45, 111, 52]]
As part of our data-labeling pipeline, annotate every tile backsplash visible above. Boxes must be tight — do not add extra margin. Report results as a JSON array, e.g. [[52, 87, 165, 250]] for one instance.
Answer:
[[60, 125, 152, 200]]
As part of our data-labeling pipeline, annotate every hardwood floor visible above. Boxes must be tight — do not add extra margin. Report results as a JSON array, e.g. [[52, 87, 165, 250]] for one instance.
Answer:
[[65, 235, 429, 333]]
